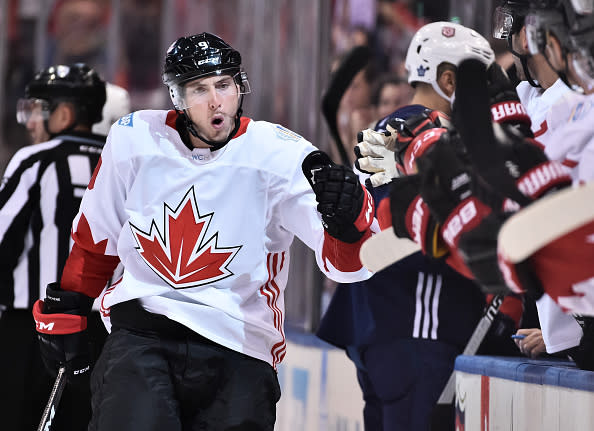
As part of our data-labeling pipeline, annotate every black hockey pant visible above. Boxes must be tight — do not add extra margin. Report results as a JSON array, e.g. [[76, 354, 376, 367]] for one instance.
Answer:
[[88, 300, 281, 431]]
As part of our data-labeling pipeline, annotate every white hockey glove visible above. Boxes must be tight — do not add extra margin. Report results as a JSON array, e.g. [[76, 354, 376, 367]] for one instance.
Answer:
[[354, 128, 399, 188]]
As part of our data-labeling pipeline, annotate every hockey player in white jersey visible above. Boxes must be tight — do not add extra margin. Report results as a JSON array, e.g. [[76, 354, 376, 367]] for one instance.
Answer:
[[32, 32, 374, 430], [494, 0, 594, 317], [492, 0, 586, 364]]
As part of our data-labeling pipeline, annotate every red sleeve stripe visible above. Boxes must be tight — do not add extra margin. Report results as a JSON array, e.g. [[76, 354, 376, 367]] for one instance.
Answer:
[[260, 252, 287, 369]]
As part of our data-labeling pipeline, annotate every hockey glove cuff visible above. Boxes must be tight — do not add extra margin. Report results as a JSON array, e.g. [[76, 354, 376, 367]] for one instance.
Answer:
[[33, 282, 95, 386]]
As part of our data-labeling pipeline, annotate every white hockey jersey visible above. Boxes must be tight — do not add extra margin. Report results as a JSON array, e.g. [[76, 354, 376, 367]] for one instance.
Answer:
[[516, 80, 584, 352], [62, 110, 372, 368], [523, 81, 594, 183]]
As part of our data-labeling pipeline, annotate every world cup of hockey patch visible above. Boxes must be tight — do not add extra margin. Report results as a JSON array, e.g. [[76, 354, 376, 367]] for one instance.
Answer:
[[275, 125, 301, 142], [117, 113, 134, 127]]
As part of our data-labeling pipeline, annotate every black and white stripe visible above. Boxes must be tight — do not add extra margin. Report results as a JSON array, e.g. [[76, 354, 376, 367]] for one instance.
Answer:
[[0, 133, 104, 309], [412, 272, 443, 340]]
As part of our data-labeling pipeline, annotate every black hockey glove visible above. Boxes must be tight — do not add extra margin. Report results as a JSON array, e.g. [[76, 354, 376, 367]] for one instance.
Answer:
[[414, 134, 517, 292], [33, 282, 95, 386], [389, 174, 445, 259], [303, 150, 374, 243], [388, 109, 453, 174], [487, 62, 533, 140]]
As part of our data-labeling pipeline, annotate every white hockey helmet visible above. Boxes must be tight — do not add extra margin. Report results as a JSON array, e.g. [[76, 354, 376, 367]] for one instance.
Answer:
[[405, 21, 495, 102]]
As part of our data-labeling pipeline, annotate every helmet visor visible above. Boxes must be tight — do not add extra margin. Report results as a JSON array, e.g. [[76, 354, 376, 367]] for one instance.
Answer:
[[571, 47, 594, 92], [16, 98, 50, 125], [493, 6, 515, 39], [571, 0, 594, 15], [169, 72, 251, 110], [525, 13, 547, 55]]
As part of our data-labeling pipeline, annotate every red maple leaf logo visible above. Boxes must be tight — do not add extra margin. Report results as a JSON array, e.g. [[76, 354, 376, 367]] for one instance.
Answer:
[[130, 187, 241, 289]]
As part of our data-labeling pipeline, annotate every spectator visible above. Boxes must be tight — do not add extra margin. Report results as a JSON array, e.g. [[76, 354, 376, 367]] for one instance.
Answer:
[[370, 74, 414, 119]]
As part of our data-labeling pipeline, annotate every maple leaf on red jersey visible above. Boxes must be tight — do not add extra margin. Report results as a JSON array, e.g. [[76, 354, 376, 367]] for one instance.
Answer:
[[130, 187, 241, 289]]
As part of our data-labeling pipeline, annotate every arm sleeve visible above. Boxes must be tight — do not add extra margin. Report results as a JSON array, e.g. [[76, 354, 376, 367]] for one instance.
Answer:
[[0, 149, 38, 304], [61, 130, 127, 297], [278, 145, 372, 283]]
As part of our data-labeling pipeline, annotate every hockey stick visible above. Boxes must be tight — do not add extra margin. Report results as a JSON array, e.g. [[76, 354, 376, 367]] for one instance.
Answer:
[[321, 45, 371, 166], [37, 366, 67, 431], [429, 294, 504, 431], [498, 181, 594, 263], [454, 59, 532, 207], [359, 228, 420, 272], [436, 293, 504, 405]]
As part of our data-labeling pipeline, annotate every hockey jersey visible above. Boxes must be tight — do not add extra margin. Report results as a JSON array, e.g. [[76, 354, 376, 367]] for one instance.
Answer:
[[516, 79, 584, 353], [61, 110, 371, 368], [317, 105, 487, 352], [525, 83, 594, 183], [0, 132, 104, 310]]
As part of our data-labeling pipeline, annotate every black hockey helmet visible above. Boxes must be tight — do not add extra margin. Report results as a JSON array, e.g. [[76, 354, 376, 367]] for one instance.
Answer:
[[526, 0, 594, 92], [493, 0, 542, 87], [163, 32, 243, 87], [162, 33, 251, 151], [24, 63, 106, 125]]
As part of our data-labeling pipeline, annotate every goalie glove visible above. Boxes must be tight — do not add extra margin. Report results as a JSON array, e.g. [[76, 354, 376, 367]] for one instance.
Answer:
[[33, 282, 95, 386], [354, 128, 400, 188], [303, 150, 374, 243]]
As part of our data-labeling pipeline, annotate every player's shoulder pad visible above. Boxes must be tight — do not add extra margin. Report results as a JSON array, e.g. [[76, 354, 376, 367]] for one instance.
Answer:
[[374, 104, 429, 132], [273, 124, 303, 142]]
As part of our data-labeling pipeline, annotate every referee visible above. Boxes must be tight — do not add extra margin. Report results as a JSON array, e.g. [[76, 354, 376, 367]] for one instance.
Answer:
[[0, 63, 112, 431]]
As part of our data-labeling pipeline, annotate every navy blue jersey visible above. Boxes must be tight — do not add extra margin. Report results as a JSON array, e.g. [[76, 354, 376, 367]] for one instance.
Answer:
[[317, 105, 487, 351]]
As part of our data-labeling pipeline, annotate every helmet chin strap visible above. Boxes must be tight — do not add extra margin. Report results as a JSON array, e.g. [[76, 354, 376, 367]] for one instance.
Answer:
[[182, 95, 245, 151], [432, 82, 453, 105]]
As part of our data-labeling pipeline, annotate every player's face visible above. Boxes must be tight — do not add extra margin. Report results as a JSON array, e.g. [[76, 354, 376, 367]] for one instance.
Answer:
[[376, 83, 413, 119], [184, 75, 240, 145]]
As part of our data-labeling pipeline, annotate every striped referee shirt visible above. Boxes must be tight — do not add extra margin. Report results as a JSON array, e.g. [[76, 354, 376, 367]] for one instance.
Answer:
[[0, 132, 105, 310]]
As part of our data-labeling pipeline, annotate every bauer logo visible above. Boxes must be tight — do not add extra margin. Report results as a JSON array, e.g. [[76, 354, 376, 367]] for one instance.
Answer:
[[118, 113, 134, 127], [275, 125, 301, 141]]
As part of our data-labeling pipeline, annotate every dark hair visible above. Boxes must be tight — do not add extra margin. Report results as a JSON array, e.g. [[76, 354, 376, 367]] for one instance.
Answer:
[[370, 74, 409, 106]]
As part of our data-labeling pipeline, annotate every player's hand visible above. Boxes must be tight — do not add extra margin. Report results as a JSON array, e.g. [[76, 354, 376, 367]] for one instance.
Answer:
[[33, 283, 95, 386], [514, 329, 546, 359], [354, 128, 399, 188], [415, 134, 513, 291], [303, 150, 374, 243], [387, 109, 453, 173], [487, 62, 533, 139], [388, 174, 445, 258]]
